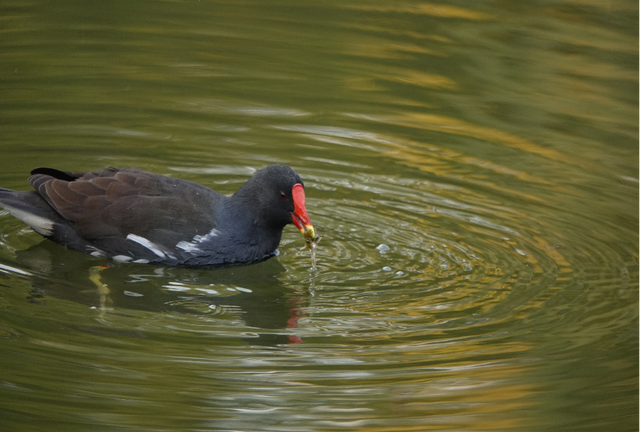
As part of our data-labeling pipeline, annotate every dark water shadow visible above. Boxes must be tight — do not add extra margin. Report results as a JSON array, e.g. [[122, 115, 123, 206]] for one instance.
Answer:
[[12, 240, 308, 346]]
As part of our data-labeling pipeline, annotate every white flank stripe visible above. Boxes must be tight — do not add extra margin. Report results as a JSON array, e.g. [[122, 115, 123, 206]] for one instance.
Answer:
[[176, 228, 220, 254], [126, 234, 170, 258], [113, 255, 133, 263], [176, 240, 201, 253]]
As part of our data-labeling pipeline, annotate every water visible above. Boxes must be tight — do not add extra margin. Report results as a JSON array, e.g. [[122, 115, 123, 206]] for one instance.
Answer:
[[0, 1, 637, 431]]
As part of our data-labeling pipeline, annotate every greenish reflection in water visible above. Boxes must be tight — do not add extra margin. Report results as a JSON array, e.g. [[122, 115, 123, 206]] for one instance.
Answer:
[[0, 1, 637, 431]]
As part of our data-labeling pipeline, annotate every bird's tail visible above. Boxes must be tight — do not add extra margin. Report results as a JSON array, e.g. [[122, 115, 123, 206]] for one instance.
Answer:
[[0, 189, 58, 236]]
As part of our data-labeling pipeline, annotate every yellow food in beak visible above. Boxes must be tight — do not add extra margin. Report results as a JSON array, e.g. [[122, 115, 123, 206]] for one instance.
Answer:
[[301, 223, 318, 242]]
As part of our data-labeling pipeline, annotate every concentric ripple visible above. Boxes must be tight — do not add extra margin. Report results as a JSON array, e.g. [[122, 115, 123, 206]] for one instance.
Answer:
[[269, 125, 637, 352]]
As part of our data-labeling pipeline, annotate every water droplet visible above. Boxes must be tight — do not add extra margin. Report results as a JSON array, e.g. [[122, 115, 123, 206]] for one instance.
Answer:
[[377, 244, 390, 254]]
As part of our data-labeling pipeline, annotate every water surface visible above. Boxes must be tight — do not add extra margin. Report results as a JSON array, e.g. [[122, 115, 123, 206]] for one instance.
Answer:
[[0, 1, 637, 431]]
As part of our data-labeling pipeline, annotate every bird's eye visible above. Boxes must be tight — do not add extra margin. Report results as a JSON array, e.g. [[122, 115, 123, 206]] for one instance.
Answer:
[[279, 191, 287, 200]]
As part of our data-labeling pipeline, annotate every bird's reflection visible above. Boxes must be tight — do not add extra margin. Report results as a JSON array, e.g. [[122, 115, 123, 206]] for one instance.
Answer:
[[14, 241, 310, 346]]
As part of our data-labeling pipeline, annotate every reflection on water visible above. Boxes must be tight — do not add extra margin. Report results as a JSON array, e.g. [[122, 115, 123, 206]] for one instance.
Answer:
[[0, 0, 637, 431]]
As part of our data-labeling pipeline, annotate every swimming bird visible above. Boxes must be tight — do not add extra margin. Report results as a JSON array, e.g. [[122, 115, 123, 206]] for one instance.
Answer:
[[0, 165, 317, 266]]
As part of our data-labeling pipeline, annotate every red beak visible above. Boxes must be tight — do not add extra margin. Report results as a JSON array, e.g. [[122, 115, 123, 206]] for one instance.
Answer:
[[291, 183, 316, 238]]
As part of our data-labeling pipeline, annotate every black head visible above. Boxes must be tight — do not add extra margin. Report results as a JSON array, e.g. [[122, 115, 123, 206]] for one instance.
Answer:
[[232, 164, 309, 231]]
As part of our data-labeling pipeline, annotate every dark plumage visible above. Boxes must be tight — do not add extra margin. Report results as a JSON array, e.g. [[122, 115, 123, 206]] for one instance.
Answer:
[[0, 165, 316, 266]]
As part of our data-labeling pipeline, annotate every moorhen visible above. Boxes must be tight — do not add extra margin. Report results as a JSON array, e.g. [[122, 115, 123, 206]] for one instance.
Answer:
[[0, 164, 317, 266]]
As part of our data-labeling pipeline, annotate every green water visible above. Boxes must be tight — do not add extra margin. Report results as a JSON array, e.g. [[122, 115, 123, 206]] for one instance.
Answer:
[[0, 1, 637, 431]]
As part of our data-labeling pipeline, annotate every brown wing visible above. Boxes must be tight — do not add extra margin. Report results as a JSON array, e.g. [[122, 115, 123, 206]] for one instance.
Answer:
[[29, 167, 222, 253]]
